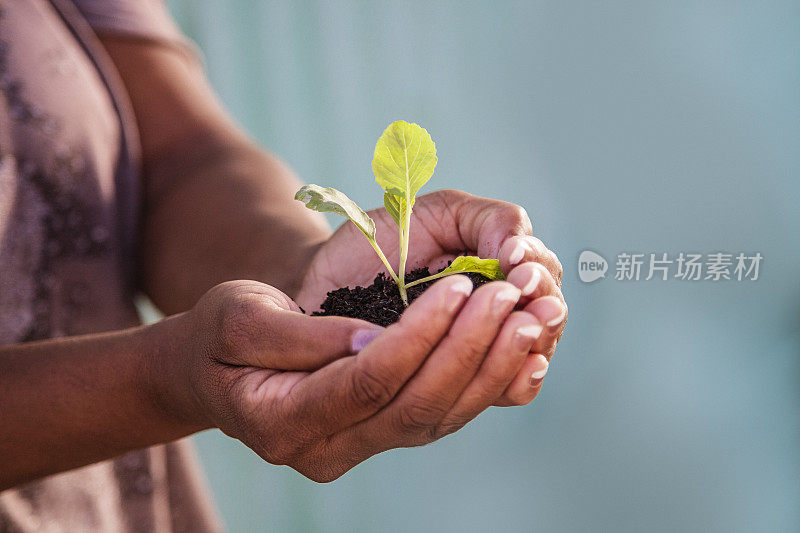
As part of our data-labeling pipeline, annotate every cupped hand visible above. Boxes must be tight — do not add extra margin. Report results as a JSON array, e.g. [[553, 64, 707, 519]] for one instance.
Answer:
[[295, 189, 567, 405], [178, 276, 558, 482]]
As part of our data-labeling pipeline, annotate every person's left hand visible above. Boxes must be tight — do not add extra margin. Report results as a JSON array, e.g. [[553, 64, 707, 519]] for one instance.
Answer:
[[296, 189, 567, 405]]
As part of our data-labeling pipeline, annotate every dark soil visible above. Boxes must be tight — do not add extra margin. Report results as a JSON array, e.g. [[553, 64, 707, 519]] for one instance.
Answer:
[[312, 265, 493, 327]]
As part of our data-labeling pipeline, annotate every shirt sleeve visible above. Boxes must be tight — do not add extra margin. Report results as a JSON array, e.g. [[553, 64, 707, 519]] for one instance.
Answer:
[[69, 0, 197, 58]]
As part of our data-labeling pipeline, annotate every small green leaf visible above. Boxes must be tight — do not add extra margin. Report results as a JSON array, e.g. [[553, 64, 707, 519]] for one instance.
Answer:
[[439, 256, 505, 280], [372, 121, 437, 200], [383, 192, 413, 227], [295, 184, 375, 239]]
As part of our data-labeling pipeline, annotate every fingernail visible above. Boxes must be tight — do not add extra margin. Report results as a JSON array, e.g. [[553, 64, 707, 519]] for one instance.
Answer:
[[521, 267, 541, 296], [508, 240, 533, 266], [351, 328, 383, 352], [546, 307, 566, 327], [514, 323, 543, 351], [446, 277, 474, 312], [529, 355, 549, 384], [493, 287, 521, 316], [531, 296, 566, 327]]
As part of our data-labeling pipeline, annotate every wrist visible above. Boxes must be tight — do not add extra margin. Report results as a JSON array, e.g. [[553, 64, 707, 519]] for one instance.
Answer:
[[249, 236, 327, 300], [135, 312, 213, 436], [283, 238, 327, 299]]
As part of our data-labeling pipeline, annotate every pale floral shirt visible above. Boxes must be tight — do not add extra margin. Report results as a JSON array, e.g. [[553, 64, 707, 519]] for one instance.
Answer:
[[0, 1, 221, 531]]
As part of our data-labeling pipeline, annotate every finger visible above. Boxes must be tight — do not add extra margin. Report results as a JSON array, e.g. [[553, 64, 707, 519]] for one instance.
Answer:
[[499, 235, 563, 285], [524, 295, 568, 358], [415, 190, 533, 259], [440, 311, 542, 422], [498, 296, 567, 405], [505, 262, 564, 305], [347, 281, 522, 449], [494, 353, 550, 406], [280, 275, 475, 438], [217, 289, 385, 371]]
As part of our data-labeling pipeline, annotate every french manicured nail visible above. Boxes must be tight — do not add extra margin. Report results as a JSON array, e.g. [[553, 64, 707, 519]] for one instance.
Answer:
[[531, 296, 566, 327], [508, 240, 533, 266], [520, 267, 541, 296], [546, 307, 566, 327], [529, 355, 549, 384], [493, 287, 521, 316], [514, 323, 543, 351], [446, 277, 474, 311], [351, 328, 384, 352]]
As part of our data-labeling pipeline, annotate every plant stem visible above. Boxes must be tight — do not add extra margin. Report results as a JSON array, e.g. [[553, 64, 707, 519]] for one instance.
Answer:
[[402, 270, 458, 289], [368, 239, 400, 285], [396, 228, 409, 305], [397, 201, 411, 306]]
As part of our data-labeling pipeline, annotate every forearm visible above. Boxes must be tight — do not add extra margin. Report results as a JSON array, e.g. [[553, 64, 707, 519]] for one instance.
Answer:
[[0, 314, 201, 490], [140, 139, 331, 314], [95, 37, 330, 314]]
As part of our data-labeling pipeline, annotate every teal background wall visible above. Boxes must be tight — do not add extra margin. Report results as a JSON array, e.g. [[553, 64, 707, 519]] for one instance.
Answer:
[[166, 1, 800, 532]]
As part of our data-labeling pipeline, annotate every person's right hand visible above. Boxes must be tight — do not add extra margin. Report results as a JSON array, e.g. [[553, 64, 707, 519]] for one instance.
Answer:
[[171, 276, 548, 482]]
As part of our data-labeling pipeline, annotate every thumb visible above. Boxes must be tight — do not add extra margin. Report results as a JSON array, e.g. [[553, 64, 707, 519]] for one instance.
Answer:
[[259, 310, 385, 371], [221, 289, 385, 371]]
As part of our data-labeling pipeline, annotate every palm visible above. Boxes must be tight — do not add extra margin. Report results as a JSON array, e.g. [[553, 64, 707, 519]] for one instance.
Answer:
[[296, 193, 467, 311]]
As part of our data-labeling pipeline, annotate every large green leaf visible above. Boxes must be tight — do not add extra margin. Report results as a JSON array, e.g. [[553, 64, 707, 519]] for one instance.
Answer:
[[383, 192, 414, 227], [439, 256, 505, 280], [372, 121, 437, 200], [295, 184, 375, 239]]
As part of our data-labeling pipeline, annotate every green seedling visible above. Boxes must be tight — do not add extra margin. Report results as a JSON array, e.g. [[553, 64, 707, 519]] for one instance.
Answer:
[[295, 120, 504, 306]]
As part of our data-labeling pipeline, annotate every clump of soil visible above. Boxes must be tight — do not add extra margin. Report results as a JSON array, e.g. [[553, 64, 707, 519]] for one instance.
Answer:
[[312, 265, 492, 327]]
